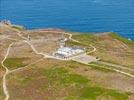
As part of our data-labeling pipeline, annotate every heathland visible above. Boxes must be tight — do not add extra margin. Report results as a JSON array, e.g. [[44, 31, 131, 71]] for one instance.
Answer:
[[0, 23, 134, 100]]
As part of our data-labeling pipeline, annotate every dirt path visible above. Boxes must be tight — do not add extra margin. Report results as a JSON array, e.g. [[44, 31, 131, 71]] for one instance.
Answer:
[[1, 27, 134, 100], [1, 27, 94, 100], [9, 58, 43, 74], [1, 43, 14, 100], [40, 30, 97, 53], [98, 61, 134, 72], [88, 63, 134, 78], [21, 30, 134, 78]]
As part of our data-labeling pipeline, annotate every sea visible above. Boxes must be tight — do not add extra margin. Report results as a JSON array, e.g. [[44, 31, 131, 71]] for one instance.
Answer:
[[0, 0, 134, 40]]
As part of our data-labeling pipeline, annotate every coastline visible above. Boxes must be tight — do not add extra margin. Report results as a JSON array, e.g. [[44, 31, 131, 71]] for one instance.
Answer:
[[1, 21, 134, 42]]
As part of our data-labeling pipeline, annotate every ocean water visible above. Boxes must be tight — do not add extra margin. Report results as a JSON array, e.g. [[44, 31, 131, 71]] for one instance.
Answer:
[[0, 0, 134, 40]]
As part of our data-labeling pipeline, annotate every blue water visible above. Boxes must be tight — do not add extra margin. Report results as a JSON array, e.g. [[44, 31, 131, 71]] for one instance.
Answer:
[[0, 0, 134, 40]]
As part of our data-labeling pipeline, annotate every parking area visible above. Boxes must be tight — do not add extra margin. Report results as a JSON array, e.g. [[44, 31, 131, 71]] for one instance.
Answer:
[[71, 53, 98, 64]]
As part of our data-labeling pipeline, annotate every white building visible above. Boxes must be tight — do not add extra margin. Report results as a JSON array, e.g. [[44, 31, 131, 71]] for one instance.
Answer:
[[54, 46, 85, 59]]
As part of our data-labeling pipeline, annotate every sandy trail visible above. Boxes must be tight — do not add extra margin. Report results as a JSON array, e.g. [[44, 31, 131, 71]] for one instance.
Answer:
[[1, 43, 14, 100], [1, 27, 134, 100]]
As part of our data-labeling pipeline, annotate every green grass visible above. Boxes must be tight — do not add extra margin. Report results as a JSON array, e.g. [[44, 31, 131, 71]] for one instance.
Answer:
[[18, 77, 32, 86], [90, 65, 113, 72], [0, 64, 3, 70], [68, 60, 112, 72], [73, 33, 99, 44], [79, 86, 128, 100], [12, 25, 24, 30], [80, 86, 104, 99], [68, 32, 134, 48], [4, 58, 29, 69], [100, 59, 132, 68], [72, 32, 134, 46], [66, 33, 99, 47], [105, 90, 128, 100], [68, 60, 113, 72], [89, 62, 113, 72], [42, 67, 128, 100], [66, 40, 85, 47], [7, 66, 128, 99], [43, 67, 89, 86], [109, 32, 134, 45]]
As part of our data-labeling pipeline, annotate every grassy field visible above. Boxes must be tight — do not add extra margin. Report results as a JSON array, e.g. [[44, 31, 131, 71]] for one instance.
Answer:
[[11, 25, 24, 30], [88, 63, 114, 72], [109, 33, 134, 46], [0, 78, 4, 100], [3, 57, 29, 70], [0, 64, 4, 71], [66, 33, 134, 68], [7, 64, 128, 100], [43, 67, 128, 100], [68, 33, 98, 46], [1, 25, 134, 99]]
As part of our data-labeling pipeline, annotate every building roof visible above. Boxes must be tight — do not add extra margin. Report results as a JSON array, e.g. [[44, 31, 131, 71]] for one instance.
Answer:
[[55, 46, 84, 57]]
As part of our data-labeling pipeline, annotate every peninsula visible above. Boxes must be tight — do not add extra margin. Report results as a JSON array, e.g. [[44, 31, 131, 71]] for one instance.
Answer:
[[0, 22, 134, 100]]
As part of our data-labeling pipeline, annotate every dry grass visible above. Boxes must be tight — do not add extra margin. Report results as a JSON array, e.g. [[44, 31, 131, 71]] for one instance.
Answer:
[[67, 33, 134, 68], [0, 78, 4, 100], [1, 25, 134, 99], [7, 59, 130, 100]]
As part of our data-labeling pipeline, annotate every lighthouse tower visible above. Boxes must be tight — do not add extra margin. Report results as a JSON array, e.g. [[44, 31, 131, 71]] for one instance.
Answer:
[[60, 39, 65, 48], [60, 33, 66, 48]]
